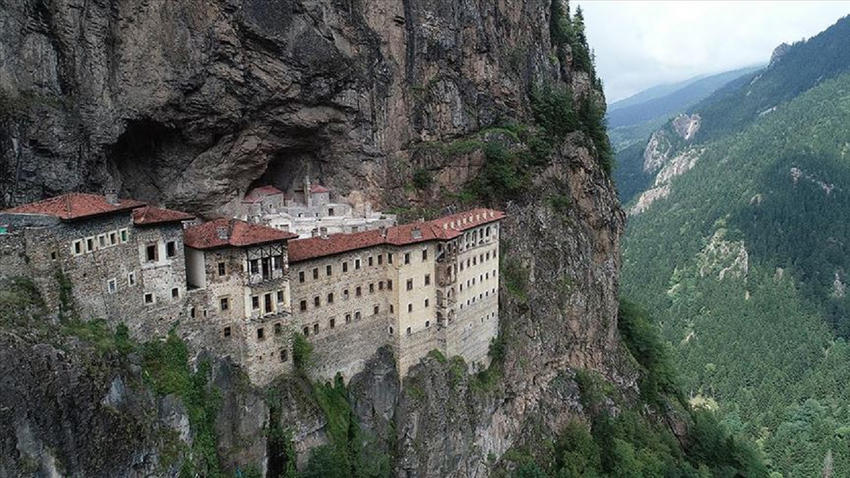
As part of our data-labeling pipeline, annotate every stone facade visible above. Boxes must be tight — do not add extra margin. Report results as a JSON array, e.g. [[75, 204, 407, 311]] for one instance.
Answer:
[[288, 209, 504, 383]]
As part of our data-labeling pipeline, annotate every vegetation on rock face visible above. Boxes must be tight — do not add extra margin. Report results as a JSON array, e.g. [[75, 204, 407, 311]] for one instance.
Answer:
[[498, 300, 767, 478], [300, 376, 392, 478], [619, 18, 850, 475]]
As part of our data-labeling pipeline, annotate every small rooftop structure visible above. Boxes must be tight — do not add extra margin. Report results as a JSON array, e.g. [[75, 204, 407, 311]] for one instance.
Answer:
[[3, 192, 145, 221], [184, 218, 298, 250], [132, 206, 194, 226]]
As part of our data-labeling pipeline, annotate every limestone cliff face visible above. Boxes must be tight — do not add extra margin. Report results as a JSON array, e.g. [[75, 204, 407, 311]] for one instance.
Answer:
[[0, 0, 628, 476], [1, 0, 593, 217]]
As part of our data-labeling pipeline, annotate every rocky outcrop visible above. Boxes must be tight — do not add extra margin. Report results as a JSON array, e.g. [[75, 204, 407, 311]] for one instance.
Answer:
[[0, 1, 630, 476], [672, 113, 700, 141]]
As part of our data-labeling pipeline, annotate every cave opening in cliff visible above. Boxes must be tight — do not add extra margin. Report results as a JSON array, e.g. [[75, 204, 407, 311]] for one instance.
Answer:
[[108, 119, 201, 203], [250, 147, 324, 196]]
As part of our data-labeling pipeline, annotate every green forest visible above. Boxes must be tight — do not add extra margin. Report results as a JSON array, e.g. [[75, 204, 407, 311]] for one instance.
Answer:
[[620, 55, 850, 477]]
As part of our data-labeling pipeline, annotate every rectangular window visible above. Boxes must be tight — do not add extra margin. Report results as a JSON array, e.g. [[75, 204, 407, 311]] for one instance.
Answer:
[[368, 256, 373, 267], [86, 237, 94, 253], [299, 271, 305, 283], [128, 272, 136, 286], [108, 278, 117, 294], [379, 281, 384, 290], [408, 303, 413, 313], [119, 229, 128, 243], [404, 253, 410, 264], [378, 255, 383, 265], [98, 234, 106, 248], [72, 240, 83, 255], [220, 297, 229, 311], [277, 291, 284, 303], [330, 318, 336, 329], [327, 265, 332, 276], [218, 262, 226, 276], [344, 289, 350, 299], [369, 283, 375, 293], [388, 253, 393, 264], [355, 311, 361, 320], [327, 293, 334, 304], [144, 293, 154, 304], [355, 259, 361, 270], [190, 307, 196, 318], [356, 286, 362, 297], [250, 259, 259, 275], [275, 323, 282, 335], [257, 328, 265, 340], [224, 326, 231, 338], [425, 274, 431, 286], [390, 304, 394, 314], [406, 327, 411, 335], [300, 300, 307, 311], [146, 243, 158, 262], [264, 293, 273, 314], [374, 305, 379, 315], [406, 279, 413, 291], [166, 241, 177, 258], [424, 298, 429, 308], [313, 268, 319, 279], [313, 323, 319, 335], [171, 287, 179, 298], [388, 280, 393, 290], [314, 296, 320, 307], [109, 232, 118, 245], [280, 349, 288, 362], [346, 314, 352, 323], [422, 249, 428, 261], [343, 262, 348, 272], [252, 296, 260, 310]]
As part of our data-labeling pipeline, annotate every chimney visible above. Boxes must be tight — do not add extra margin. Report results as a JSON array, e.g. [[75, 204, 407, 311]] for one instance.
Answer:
[[217, 225, 229, 241], [105, 188, 119, 205], [411, 227, 422, 239], [320, 227, 328, 239], [311, 228, 320, 238]]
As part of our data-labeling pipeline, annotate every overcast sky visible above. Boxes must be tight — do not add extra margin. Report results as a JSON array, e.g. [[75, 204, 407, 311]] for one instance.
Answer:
[[575, 1, 850, 103]]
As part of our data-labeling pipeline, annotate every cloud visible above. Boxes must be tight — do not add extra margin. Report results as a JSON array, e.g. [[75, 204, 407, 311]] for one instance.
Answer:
[[575, 1, 850, 102]]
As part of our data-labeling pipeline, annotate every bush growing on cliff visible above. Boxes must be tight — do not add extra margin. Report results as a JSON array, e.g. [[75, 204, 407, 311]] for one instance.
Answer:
[[617, 300, 681, 405]]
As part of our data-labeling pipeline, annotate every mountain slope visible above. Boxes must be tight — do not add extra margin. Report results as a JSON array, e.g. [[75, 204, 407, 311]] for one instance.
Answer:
[[608, 66, 762, 130], [620, 15, 850, 477], [607, 67, 760, 152]]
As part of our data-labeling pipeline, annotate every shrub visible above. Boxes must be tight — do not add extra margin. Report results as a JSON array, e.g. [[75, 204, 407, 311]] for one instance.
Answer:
[[412, 168, 434, 190]]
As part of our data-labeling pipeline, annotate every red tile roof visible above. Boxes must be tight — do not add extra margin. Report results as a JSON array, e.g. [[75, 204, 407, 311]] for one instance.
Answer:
[[132, 206, 194, 226], [289, 229, 385, 263], [309, 184, 330, 194], [243, 186, 285, 204], [2, 193, 145, 221], [288, 208, 505, 263], [184, 218, 298, 250]]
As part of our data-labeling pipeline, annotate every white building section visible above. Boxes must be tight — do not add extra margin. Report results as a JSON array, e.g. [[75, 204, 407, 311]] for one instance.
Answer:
[[240, 177, 397, 239]]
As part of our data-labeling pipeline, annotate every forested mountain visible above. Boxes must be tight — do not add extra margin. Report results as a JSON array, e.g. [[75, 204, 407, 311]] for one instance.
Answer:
[[607, 67, 760, 151], [618, 14, 850, 478]]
